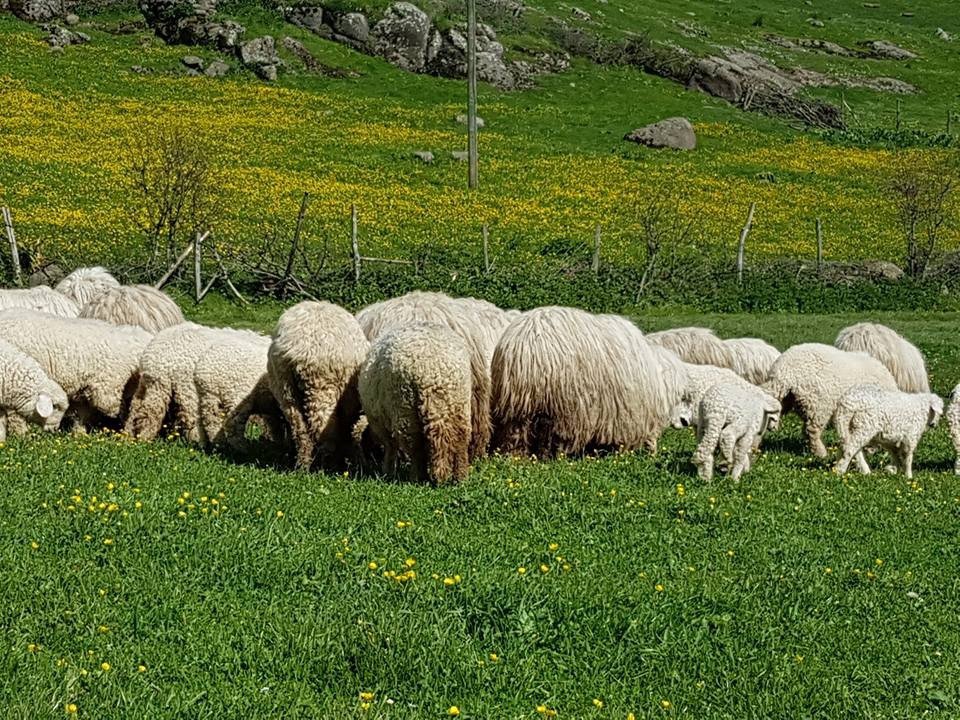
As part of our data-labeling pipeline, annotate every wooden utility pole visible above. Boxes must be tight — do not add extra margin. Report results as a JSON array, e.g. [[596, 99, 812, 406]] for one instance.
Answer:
[[592, 225, 601, 274], [467, 0, 479, 189], [351, 204, 361, 282]]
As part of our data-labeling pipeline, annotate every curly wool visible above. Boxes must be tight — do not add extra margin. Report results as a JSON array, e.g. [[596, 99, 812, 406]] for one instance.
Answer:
[[834, 322, 930, 393], [358, 323, 472, 484], [723, 337, 780, 385], [491, 306, 680, 457], [646, 327, 734, 369], [763, 343, 898, 458], [0, 286, 80, 317], [947, 384, 960, 475], [0, 337, 69, 441], [268, 301, 370, 469], [55, 266, 120, 307], [0, 309, 149, 429], [670, 361, 753, 429], [834, 384, 943, 479], [79, 284, 184, 334]]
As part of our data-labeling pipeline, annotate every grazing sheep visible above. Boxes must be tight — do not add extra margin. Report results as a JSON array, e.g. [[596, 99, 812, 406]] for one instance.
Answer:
[[0, 338, 69, 441], [0, 286, 79, 317], [358, 323, 472, 484], [691, 382, 781, 482], [268, 301, 369, 470], [947, 384, 960, 475], [0, 309, 150, 429], [834, 322, 930, 393], [491, 306, 680, 457], [55, 266, 119, 307], [669, 362, 754, 429], [724, 338, 780, 385], [79, 284, 184, 333], [763, 343, 898, 458], [834, 384, 943, 479], [647, 327, 734, 369], [357, 291, 492, 459]]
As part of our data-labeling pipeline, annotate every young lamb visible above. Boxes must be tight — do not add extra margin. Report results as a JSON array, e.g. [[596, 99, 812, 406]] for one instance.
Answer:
[[833, 384, 943, 480], [358, 323, 472, 484], [689, 382, 782, 482], [0, 338, 69, 441], [669, 361, 752, 429]]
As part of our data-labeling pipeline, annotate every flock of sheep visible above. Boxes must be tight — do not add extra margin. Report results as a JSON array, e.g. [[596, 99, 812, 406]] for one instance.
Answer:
[[0, 266, 955, 484]]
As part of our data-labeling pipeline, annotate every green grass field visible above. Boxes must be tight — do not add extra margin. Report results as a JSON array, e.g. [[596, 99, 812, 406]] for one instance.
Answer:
[[4, 304, 960, 719]]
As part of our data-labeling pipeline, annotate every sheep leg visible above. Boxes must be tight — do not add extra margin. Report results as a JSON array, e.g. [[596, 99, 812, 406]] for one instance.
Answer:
[[124, 377, 170, 441], [694, 416, 722, 483], [730, 434, 754, 481], [6, 413, 29, 437], [855, 450, 871, 474], [805, 420, 829, 459], [0, 413, 7, 443], [718, 426, 738, 470], [902, 446, 915, 480]]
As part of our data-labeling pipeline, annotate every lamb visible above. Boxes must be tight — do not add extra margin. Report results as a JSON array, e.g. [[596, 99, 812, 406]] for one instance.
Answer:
[[0, 286, 79, 317], [54, 266, 119, 307], [833, 384, 943, 479], [79, 284, 184, 333], [690, 382, 782, 482], [947, 384, 960, 475], [670, 362, 756, 428], [834, 322, 930, 393], [646, 327, 734, 369], [358, 323, 472, 484], [763, 343, 898, 458], [723, 337, 780, 385], [268, 301, 369, 470], [0, 338, 69, 441], [0, 309, 150, 429], [491, 306, 682, 457]]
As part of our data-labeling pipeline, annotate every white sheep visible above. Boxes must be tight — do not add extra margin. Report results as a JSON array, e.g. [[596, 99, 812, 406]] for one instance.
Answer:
[[669, 361, 752, 429], [646, 327, 734, 368], [834, 384, 943, 479], [55, 266, 120, 307], [763, 343, 898, 458], [0, 286, 79, 317], [690, 382, 782, 482], [723, 337, 780, 385], [358, 323, 472, 484], [268, 301, 369, 470], [0, 338, 69, 441], [0, 309, 150, 430], [834, 322, 930, 393], [79, 284, 184, 333], [947, 384, 960, 475]]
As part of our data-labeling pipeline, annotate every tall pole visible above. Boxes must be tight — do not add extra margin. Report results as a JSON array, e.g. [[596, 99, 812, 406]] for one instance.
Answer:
[[467, 0, 479, 189]]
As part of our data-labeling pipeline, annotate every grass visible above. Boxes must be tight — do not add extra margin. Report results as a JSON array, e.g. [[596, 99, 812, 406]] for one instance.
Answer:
[[3, 307, 960, 718]]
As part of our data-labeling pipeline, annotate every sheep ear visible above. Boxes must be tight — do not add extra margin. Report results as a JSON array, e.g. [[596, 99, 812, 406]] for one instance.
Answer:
[[35, 393, 54, 419]]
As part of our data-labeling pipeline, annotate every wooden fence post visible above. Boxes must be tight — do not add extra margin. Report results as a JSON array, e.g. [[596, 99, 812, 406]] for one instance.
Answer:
[[896, 98, 902, 130], [737, 202, 756, 285], [193, 231, 203, 301], [1, 207, 21, 286], [482, 223, 490, 274], [592, 225, 601, 274], [155, 231, 208, 289], [815, 217, 823, 275], [351, 204, 361, 282]]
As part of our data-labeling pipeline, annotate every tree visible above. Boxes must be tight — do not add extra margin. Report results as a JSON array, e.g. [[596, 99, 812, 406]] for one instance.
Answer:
[[632, 190, 694, 301]]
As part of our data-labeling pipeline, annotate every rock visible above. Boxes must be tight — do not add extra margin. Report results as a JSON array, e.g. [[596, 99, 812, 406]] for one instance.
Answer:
[[456, 113, 484, 128], [936, 27, 953, 41], [28, 263, 65, 288], [571, 6, 590, 21], [194, 20, 245, 50], [688, 56, 744, 103], [371, 1, 433, 72], [451, 150, 468, 162], [237, 35, 280, 80], [428, 23, 514, 88], [863, 260, 905, 281], [413, 150, 434, 163], [9, 0, 63, 21], [45, 24, 89, 47], [139, 0, 215, 41], [284, 5, 324, 34], [821, 260, 904, 284], [204, 58, 229, 76], [477, 0, 525, 17], [624, 116, 696, 150], [806, 17, 824, 27], [130, 64, 153, 73], [64, 12, 79, 25], [335, 12, 369, 44], [181, 54, 204, 70], [766, 34, 854, 57], [860, 39, 917, 59]]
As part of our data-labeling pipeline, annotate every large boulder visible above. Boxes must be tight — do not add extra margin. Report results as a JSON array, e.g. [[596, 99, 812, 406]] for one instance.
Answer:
[[9, 0, 64, 21], [285, 5, 324, 34], [237, 35, 280, 80], [624, 117, 697, 150], [688, 56, 744, 103], [372, 1, 432, 72], [45, 23, 89, 47], [335, 12, 369, 45], [860, 39, 917, 60], [139, 0, 214, 40], [427, 22, 514, 88]]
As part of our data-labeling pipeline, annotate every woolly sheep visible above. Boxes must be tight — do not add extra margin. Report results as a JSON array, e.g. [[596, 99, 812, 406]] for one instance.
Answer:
[[723, 337, 780, 385], [268, 301, 370, 470], [358, 323, 472, 484], [947, 384, 960, 475], [763, 343, 898, 458], [55, 266, 119, 307], [689, 382, 781, 482], [79, 284, 184, 333], [491, 306, 682, 457], [646, 327, 734, 369], [0, 309, 150, 429], [0, 338, 69, 441], [834, 384, 943, 479], [0, 286, 79, 317], [834, 322, 930, 393], [669, 361, 754, 429], [357, 291, 493, 459]]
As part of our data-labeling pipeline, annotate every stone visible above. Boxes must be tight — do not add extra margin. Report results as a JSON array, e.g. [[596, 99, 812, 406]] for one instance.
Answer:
[[807, 17, 824, 27], [428, 23, 514, 88], [130, 64, 153, 73], [194, 20, 245, 50], [456, 113, 484, 128], [204, 58, 229, 76], [237, 35, 280, 80], [413, 150, 434, 163], [284, 5, 324, 33], [371, 1, 432, 72], [181, 54, 204, 70], [862, 260, 904, 282], [45, 24, 89, 47], [624, 116, 696, 150], [860, 39, 917, 59], [28, 263, 65, 288], [335, 12, 369, 44], [139, 0, 215, 40], [451, 150, 468, 162], [9, 0, 62, 21], [64, 12, 79, 24], [688, 56, 743, 103], [571, 6, 590, 21], [936, 27, 953, 41]]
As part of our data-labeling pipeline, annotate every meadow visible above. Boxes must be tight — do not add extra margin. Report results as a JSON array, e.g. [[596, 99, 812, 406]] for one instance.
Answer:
[[3, 303, 960, 719]]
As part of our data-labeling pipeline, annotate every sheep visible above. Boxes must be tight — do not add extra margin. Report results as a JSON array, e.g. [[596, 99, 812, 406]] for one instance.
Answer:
[[723, 337, 780, 385], [763, 343, 898, 458], [268, 301, 370, 470], [669, 362, 754, 429], [646, 327, 734, 369], [79, 284, 184, 333], [358, 323, 472, 484], [357, 291, 493, 459], [491, 306, 681, 457], [0, 338, 69, 441], [0, 286, 80, 317], [55, 266, 119, 307], [834, 322, 930, 393], [0, 309, 150, 430], [947, 384, 960, 475], [690, 382, 782, 482], [833, 384, 943, 479]]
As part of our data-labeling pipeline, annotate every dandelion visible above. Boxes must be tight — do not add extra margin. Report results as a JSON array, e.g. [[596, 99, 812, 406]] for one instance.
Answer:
[[97, 625, 109, 634], [824, 567, 832, 574], [276, 510, 284, 518], [540, 564, 550, 574], [103, 538, 113, 546], [30, 541, 39, 550], [794, 654, 804, 664], [360, 702, 371, 711], [517, 566, 526, 574], [448, 707, 460, 716], [592, 698, 604, 709], [138, 665, 147, 673], [489, 653, 499, 662], [27, 643, 38, 653], [100, 662, 111, 672], [675, 483, 685, 497], [404, 558, 416, 568], [628, 714, 636, 720], [65, 704, 77, 714], [660, 699, 672, 709], [726, 550, 735, 557], [655, 584, 664, 592], [368, 562, 378, 571], [443, 577, 456, 586], [548, 542, 559, 551], [875, 558, 884, 566]]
